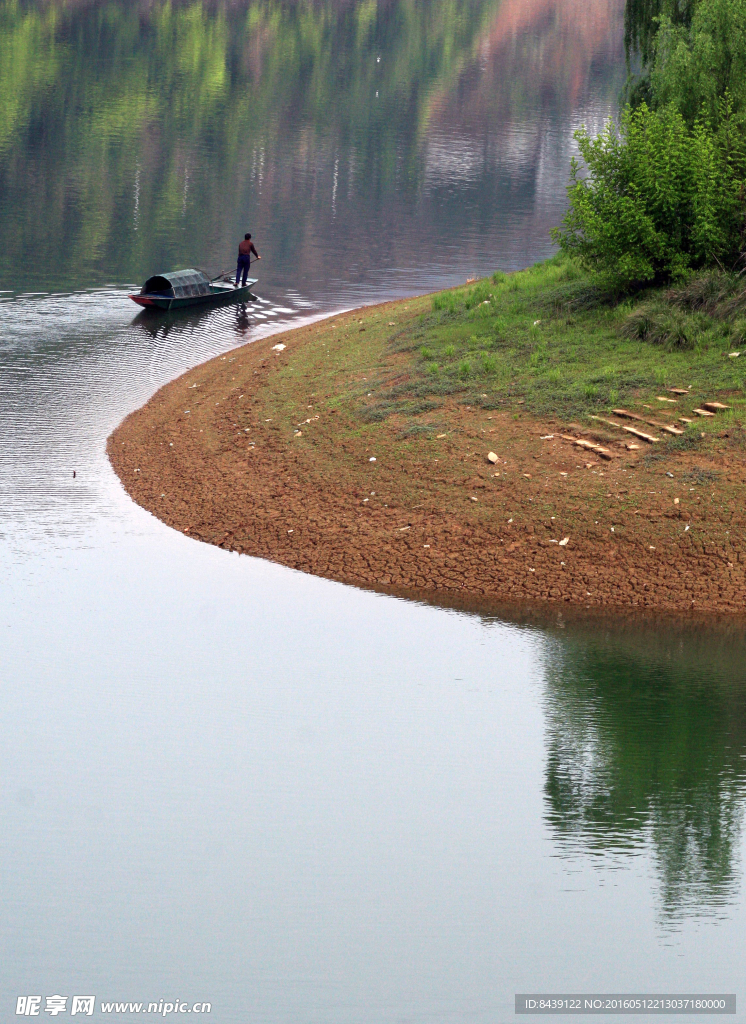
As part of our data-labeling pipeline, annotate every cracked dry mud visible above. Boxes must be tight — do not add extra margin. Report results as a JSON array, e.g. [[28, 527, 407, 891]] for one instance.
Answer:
[[109, 299, 746, 615]]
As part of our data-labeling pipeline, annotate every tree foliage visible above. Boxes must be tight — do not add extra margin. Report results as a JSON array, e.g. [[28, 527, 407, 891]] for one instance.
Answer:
[[556, 0, 746, 289], [648, 0, 746, 124], [624, 0, 696, 70], [552, 101, 746, 289]]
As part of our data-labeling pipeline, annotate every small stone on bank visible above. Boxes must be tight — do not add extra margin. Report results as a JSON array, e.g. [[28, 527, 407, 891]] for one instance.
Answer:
[[272, 343, 286, 352], [487, 451, 498, 464]]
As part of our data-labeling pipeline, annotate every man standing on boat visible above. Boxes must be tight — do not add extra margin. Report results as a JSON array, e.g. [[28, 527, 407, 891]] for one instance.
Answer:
[[235, 233, 260, 287]]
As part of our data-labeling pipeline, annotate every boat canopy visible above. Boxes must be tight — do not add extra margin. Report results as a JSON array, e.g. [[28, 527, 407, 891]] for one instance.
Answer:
[[141, 269, 211, 298]]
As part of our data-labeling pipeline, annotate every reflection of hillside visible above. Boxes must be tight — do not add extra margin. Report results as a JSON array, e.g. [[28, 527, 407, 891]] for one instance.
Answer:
[[425, 0, 625, 191], [0, 0, 627, 297], [431, 0, 625, 125], [0, 0, 503, 289], [541, 625, 746, 923]]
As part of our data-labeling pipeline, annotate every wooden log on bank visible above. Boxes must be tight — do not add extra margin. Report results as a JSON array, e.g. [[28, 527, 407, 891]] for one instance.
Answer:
[[559, 434, 614, 460], [612, 408, 683, 435], [591, 416, 659, 443]]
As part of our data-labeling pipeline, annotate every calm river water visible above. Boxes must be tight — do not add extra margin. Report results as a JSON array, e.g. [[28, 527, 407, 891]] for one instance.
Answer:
[[1, 2, 745, 1022]]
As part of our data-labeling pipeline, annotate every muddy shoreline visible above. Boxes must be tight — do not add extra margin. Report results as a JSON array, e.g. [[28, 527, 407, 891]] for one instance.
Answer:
[[108, 297, 746, 616]]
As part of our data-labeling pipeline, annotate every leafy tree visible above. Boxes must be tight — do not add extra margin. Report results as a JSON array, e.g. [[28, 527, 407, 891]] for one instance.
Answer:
[[648, 0, 746, 125], [560, 0, 746, 290], [624, 0, 696, 69], [552, 101, 746, 289]]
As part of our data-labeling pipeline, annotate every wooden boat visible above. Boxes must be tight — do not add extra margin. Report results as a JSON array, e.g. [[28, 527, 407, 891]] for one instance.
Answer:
[[128, 268, 258, 310]]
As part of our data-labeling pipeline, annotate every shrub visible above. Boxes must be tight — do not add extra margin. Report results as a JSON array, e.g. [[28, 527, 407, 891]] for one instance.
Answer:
[[664, 270, 739, 311], [621, 304, 710, 348], [552, 101, 746, 290]]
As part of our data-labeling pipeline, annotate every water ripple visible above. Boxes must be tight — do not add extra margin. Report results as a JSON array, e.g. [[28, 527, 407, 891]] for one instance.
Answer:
[[0, 288, 315, 550]]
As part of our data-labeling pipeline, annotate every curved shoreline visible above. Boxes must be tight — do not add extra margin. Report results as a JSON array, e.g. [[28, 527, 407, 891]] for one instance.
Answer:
[[108, 293, 746, 616]]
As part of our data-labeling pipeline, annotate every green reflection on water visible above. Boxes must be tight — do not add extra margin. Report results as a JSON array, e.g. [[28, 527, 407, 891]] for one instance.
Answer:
[[0, 0, 500, 290], [543, 622, 746, 919]]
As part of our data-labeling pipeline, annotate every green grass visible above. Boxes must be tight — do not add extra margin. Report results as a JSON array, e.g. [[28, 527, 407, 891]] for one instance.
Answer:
[[365, 254, 746, 426]]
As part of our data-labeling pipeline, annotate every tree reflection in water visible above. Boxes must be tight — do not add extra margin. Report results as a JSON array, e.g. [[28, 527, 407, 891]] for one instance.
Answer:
[[542, 623, 746, 922], [0, 0, 625, 294]]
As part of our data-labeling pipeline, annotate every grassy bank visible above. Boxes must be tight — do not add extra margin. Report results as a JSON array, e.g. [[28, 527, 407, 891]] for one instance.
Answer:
[[109, 257, 746, 613], [322, 254, 746, 434]]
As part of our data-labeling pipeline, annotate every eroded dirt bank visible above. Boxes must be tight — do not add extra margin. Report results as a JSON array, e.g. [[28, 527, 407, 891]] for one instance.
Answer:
[[108, 297, 746, 614]]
